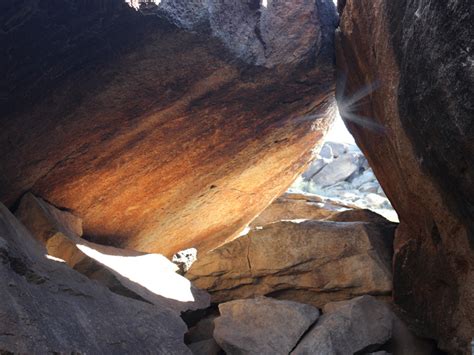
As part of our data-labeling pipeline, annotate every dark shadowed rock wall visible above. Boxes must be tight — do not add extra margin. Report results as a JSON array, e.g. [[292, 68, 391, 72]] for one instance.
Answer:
[[336, 0, 473, 352]]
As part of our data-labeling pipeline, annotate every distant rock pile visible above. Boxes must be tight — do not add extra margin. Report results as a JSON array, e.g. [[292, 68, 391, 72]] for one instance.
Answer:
[[291, 141, 397, 221]]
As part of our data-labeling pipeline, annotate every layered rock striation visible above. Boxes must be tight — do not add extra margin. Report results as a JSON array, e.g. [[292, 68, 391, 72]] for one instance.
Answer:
[[0, 0, 338, 256], [187, 216, 395, 307]]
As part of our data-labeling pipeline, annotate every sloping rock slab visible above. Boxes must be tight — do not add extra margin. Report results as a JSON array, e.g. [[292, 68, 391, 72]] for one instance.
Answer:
[[16, 192, 210, 313], [0, 0, 337, 257], [0, 202, 190, 354], [250, 192, 351, 227], [292, 295, 393, 354], [187, 219, 394, 307], [214, 297, 319, 355]]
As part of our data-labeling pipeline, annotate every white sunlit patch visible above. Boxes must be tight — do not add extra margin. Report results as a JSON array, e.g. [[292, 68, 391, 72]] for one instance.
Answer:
[[46, 254, 66, 263], [76, 243, 196, 303], [262, 0, 267, 8], [283, 219, 310, 224], [237, 226, 251, 237]]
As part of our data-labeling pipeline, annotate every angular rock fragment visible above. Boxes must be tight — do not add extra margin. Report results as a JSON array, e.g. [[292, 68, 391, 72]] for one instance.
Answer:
[[291, 296, 393, 354], [312, 152, 360, 187], [173, 247, 198, 274], [16, 193, 210, 313], [187, 219, 394, 307], [214, 297, 319, 355], [0, 202, 190, 354]]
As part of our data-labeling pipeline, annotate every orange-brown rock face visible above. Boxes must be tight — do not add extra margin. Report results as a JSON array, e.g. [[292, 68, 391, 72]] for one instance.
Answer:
[[337, 0, 473, 352], [0, 0, 338, 256]]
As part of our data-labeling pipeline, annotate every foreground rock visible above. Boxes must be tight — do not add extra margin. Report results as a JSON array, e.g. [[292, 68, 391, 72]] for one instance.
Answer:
[[16, 193, 210, 313], [0, 0, 337, 256], [0, 202, 190, 354], [337, 0, 473, 351], [187, 218, 394, 307], [292, 295, 394, 354], [214, 297, 319, 355]]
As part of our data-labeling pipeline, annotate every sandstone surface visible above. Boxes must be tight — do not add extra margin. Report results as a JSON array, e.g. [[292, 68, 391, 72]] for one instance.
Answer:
[[0, 0, 338, 256], [187, 219, 394, 307]]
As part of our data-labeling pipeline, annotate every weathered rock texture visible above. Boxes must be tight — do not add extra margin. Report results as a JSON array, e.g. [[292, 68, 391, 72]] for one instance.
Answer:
[[0, 202, 190, 354], [292, 295, 394, 355], [337, 0, 474, 352], [0, 0, 337, 256], [249, 192, 352, 227], [187, 219, 394, 307], [214, 297, 319, 355], [15, 193, 210, 313]]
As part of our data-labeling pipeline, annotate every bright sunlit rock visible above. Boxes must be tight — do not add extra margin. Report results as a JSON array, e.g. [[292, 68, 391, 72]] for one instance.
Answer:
[[76, 243, 196, 303]]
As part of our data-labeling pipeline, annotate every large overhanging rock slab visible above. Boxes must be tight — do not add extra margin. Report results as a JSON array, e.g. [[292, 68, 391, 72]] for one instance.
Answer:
[[0, 202, 190, 354], [0, 0, 337, 256], [15, 192, 210, 313], [187, 218, 395, 307], [336, 0, 473, 352]]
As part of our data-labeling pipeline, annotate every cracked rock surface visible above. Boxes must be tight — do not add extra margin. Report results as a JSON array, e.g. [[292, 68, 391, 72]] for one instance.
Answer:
[[213, 296, 319, 355], [187, 216, 395, 307], [0, 202, 190, 354], [337, 0, 474, 351]]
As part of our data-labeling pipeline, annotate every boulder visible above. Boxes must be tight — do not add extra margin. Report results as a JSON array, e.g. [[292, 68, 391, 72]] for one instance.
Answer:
[[172, 248, 198, 275], [16, 193, 210, 313], [301, 157, 329, 181], [187, 219, 394, 307], [0, 0, 337, 257], [350, 169, 376, 189], [312, 152, 360, 187], [250, 192, 351, 227], [337, 0, 473, 351], [0, 202, 190, 354], [319, 143, 333, 159], [214, 297, 319, 355], [291, 295, 394, 354], [359, 182, 381, 194], [325, 141, 348, 158]]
